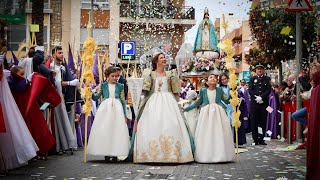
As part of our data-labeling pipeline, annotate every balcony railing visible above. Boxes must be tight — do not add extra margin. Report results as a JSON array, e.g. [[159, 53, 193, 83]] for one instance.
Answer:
[[120, 4, 195, 20]]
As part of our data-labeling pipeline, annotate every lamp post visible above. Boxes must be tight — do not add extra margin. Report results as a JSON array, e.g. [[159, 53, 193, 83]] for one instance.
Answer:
[[90, 0, 94, 37]]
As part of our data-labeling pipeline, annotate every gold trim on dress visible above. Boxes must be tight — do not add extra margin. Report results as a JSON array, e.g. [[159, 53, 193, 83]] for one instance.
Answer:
[[134, 135, 194, 163]]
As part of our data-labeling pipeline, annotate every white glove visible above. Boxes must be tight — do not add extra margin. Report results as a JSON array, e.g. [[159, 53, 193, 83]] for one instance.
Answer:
[[92, 84, 101, 94], [69, 79, 80, 86], [258, 100, 264, 104], [27, 72, 34, 82], [3, 69, 11, 78], [0, 54, 4, 64], [255, 95, 262, 103]]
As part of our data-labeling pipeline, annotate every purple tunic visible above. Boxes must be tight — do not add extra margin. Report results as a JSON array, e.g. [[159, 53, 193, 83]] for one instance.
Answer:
[[74, 102, 94, 147], [266, 90, 280, 139], [238, 88, 250, 130], [236, 90, 248, 145]]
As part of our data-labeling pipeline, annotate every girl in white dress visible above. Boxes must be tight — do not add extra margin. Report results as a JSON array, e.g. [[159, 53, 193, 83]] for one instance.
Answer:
[[183, 90, 199, 137], [183, 75, 235, 163], [134, 53, 194, 163], [87, 67, 130, 162]]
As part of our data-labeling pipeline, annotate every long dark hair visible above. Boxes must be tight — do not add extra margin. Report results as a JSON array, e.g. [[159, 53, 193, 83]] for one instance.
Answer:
[[151, 52, 164, 71], [219, 73, 229, 86]]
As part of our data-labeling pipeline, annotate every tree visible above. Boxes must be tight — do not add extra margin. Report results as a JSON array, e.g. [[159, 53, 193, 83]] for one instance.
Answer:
[[246, 6, 317, 70], [32, 0, 44, 46]]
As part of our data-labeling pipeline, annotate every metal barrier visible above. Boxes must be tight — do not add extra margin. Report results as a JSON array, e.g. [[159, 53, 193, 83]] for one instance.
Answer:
[[288, 112, 292, 144], [280, 111, 284, 139]]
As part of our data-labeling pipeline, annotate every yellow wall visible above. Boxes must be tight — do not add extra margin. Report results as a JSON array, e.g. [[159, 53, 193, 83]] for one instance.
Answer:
[[26, 14, 50, 25]]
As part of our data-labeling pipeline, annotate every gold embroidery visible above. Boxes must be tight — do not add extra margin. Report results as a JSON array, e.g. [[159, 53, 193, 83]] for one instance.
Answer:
[[140, 152, 148, 162], [135, 135, 194, 163], [157, 78, 163, 92], [159, 135, 173, 161], [174, 141, 182, 162], [148, 140, 160, 161], [185, 151, 194, 161]]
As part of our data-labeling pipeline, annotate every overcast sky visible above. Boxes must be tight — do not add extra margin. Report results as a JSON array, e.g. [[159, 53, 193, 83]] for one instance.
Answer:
[[184, 0, 252, 44]]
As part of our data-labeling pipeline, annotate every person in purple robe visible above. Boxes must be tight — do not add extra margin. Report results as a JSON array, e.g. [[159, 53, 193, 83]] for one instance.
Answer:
[[7, 66, 28, 91], [180, 79, 195, 99], [238, 79, 251, 132], [75, 103, 83, 148], [236, 88, 248, 145], [265, 87, 280, 139], [79, 101, 95, 144]]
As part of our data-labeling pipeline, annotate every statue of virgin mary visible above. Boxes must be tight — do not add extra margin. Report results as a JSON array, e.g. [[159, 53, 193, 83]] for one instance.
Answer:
[[193, 8, 219, 53]]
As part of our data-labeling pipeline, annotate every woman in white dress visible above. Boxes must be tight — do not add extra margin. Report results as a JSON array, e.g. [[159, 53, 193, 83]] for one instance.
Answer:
[[183, 74, 235, 163], [134, 53, 194, 163], [0, 67, 39, 170], [183, 90, 199, 137], [87, 67, 130, 162]]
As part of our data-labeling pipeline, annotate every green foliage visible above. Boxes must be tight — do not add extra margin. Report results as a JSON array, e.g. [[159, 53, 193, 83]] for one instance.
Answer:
[[247, 6, 318, 69]]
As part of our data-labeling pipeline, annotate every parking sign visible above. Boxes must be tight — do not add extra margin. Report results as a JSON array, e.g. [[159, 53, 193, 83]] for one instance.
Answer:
[[120, 41, 135, 60]]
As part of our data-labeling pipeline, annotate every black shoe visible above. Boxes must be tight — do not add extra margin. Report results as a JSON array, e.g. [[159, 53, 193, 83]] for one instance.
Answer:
[[104, 156, 110, 161], [259, 141, 267, 145], [110, 157, 117, 162]]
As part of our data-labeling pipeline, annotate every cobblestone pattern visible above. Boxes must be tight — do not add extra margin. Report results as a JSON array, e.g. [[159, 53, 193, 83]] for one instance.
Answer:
[[1, 136, 306, 180]]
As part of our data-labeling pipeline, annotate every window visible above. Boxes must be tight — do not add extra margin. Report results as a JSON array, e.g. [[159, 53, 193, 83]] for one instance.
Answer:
[[80, 28, 109, 46], [43, 25, 49, 49], [7, 24, 26, 51], [26, 0, 50, 9]]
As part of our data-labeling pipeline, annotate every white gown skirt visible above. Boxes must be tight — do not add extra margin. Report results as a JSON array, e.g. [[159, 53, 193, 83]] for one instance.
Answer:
[[87, 98, 130, 159], [134, 92, 194, 163], [184, 108, 199, 138], [0, 76, 39, 170], [195, 103, 235, 163]]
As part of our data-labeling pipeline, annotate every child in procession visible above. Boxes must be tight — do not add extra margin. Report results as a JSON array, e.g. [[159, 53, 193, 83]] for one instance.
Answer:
[[183, 90, 199, 138], [183, 74, 235, 163], [87, 66, 130, 162]]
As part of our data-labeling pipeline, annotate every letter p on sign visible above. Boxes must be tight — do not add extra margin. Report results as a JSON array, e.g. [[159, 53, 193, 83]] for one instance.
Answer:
[[124, 44, 132, 54], [121, 41, 135, 56]]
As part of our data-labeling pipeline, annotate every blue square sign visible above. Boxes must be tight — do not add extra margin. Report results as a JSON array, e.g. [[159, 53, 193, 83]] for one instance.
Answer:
[[121, 41, 135, 55], [120, 41, 135, 60]]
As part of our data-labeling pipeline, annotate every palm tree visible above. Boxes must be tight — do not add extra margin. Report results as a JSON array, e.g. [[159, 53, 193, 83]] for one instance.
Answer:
[[32, 0, 44, 46]]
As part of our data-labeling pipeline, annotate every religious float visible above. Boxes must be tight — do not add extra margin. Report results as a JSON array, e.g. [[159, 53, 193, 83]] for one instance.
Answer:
[[177, 8, 226, 90]]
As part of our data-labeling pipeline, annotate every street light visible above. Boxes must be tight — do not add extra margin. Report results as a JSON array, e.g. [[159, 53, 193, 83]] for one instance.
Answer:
[[90, 0, 101, 37]]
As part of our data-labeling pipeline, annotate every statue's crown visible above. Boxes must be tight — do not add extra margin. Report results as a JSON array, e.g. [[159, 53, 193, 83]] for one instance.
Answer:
[[204, 7, 209, 14]]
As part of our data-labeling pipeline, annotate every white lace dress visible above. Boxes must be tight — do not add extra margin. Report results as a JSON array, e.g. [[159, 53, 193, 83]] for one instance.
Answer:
[[134, 77, 193, 163]]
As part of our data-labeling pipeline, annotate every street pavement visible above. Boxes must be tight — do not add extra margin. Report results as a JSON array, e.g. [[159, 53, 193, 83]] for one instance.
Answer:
[[1, 135, 306, 180]]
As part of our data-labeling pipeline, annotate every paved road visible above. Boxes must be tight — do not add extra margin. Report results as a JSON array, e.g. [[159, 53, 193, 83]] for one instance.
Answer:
[[1, 136, 306, 180]]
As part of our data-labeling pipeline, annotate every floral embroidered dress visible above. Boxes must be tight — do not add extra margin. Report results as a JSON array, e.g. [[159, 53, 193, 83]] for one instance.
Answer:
[[134, 70, 194, 163]]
